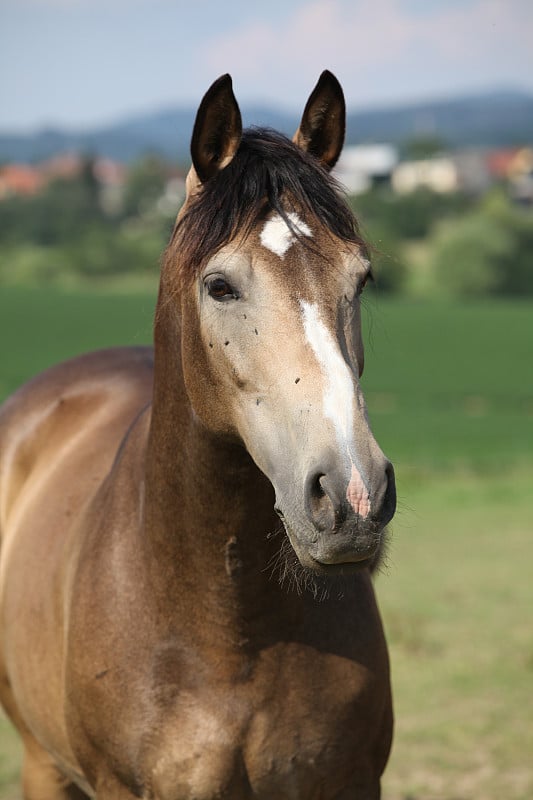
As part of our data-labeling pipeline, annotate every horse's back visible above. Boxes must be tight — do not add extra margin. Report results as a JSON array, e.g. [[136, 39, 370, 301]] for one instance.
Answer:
[[0, 346, 153, 772]]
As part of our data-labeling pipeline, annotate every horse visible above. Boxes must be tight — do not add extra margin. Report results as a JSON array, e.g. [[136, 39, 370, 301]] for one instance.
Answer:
[[0, 71, 396, 799]]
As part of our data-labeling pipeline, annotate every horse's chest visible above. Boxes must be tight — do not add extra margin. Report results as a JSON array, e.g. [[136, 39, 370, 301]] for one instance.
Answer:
[[147, 649, 384, 800], [242, 704, 363, 799], [242, 680, 379, 799], [150, 707, 352, 800]]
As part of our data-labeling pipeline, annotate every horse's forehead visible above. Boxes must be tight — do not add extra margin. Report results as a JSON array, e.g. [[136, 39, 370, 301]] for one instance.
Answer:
[[258, 211, 313, 259], [246, 210, 362, 297]]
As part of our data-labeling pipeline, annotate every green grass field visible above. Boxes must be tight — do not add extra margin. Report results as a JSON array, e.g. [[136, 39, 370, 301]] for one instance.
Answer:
[[0, 286, 531, 799]]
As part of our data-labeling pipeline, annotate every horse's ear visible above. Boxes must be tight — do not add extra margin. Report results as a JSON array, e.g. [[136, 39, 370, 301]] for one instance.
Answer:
[[190, 74, 242, 184], [293, 70, 345, 170]]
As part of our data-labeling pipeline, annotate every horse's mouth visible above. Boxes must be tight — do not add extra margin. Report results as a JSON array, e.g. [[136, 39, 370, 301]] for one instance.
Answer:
[[307, 556, 375, 575], [281, 523, 383, 575]]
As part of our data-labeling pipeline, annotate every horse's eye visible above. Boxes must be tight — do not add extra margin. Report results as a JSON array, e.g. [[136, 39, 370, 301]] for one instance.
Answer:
[[207, 277, 236, 301]]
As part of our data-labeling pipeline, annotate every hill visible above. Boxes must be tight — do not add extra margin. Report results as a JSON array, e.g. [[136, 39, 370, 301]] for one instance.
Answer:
[[1, 89, 532, 164]]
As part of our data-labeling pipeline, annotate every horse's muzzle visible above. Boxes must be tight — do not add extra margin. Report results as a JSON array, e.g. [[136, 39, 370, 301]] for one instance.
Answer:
[[293, 460, 396, 572]]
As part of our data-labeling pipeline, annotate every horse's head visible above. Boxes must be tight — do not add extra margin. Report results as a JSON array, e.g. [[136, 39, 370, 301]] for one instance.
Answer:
[[166, 72, 396, 574]]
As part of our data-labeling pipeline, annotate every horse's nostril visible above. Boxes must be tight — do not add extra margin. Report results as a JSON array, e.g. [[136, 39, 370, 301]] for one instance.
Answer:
[[382, 462, 397, 524], [311, 474, 326, 502], [305, 472, 335, 532]]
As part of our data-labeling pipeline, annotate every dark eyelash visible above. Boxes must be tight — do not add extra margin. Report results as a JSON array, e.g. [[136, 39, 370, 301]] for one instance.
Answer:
[[359, 270, 374, 293]]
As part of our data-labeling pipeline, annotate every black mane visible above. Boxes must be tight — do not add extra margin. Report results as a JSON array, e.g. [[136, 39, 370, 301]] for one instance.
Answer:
[[167, 127, 367, 280]]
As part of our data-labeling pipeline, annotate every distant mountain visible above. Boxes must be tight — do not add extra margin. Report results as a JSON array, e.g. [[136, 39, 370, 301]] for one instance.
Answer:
[[1, 90, 532, 164], [346, 90, 533, 148]]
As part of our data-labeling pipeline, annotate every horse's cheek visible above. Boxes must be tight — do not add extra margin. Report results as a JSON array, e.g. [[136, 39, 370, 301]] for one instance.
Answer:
[[182, 325, 237, 436]]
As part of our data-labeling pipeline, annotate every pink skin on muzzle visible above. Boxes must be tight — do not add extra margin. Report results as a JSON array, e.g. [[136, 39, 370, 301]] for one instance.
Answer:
[[346, 463, 370, 518]]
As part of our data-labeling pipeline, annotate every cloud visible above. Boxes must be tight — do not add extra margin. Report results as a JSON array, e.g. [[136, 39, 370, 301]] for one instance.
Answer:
[[5, 0, 158, 8], [197, 0, 533, 107], [2, 0, 532, 128]]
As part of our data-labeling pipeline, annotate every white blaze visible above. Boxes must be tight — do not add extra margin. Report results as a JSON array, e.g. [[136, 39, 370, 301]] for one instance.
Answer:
[[300, 300, 370, 517], [260, 212, 311, 258], [300, 300, 354, 450]]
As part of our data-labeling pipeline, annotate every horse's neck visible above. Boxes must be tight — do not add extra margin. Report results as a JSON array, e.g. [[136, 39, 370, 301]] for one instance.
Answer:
[[141, 298, 298, 652]]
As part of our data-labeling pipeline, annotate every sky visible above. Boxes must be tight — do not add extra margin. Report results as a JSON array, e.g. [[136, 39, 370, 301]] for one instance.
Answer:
[[1, 0, 532, 132]]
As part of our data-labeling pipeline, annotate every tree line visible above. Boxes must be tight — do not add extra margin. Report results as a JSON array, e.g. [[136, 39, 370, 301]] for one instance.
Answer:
[[1, 155, 532, 297]]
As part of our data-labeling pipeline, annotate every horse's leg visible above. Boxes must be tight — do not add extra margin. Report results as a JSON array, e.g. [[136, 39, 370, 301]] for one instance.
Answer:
[[22, 738, 90, 800], [0, 678, 89, 800]]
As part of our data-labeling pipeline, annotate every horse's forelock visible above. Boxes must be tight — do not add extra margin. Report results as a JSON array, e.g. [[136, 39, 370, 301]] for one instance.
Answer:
[[164, 127, 366, 288]]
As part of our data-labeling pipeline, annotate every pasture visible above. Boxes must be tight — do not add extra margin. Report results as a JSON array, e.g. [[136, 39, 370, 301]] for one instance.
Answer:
[[0, 286, 531, 799]]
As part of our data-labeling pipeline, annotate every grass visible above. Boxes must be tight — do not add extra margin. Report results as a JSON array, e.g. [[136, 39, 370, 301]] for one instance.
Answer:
[[0, 285, 156, 401], [0, 718, 21, 800], [0, 286, 532, 798], [360, 294, 533, 472], [380, 468, 533, 800]]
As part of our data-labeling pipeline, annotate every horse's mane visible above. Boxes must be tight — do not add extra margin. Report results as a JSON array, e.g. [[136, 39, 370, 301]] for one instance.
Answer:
[[165, 127, 367, 283]]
